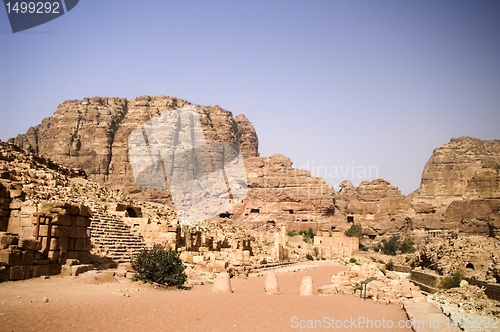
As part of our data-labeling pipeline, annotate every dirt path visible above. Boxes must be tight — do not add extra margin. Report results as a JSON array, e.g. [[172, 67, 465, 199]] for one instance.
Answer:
[[0, 261, 413, 331]]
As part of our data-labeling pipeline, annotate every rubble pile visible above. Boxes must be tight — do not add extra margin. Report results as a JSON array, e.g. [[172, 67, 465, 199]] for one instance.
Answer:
[[411, 236, 500, 281], [429, 285, 500, 332], [317, 257, 424, 305]]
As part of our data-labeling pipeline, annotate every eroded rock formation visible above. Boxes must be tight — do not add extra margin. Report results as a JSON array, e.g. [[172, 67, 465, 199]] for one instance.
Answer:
[[335, 179, 411, 235], [10, 96, 259, 203], [410, 137, 500, 235]]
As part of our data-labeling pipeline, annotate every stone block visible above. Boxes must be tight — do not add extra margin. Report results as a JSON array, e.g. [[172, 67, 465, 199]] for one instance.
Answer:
[[75, 216, 90, 227], [21, 250, 35, 265], [18, 237, 41, 250], [58, 237, 69, 251], [212, 272, 232, 293], [9, 201, 21, 210], [77, 227, 87, 239], [58, 251, 68, 265], [20, 204, 37, 214], [47, 250, 59, 264], [0, 266, 9, 282], [52, 225, 69, 238], [52, 215, 72, 226], [192, 255, 204, 264], [78, 205, 92, 218], [68, 238, 75, 251], [67, 251, 90, 264], [68, 226, 78, 238], [213, 260, 228, 273], [9, 265, 31, 280], [0, 249, 22, 266], [180, 252, 193, 263], [33, 225, 49, 237], [20, 217, 36, 227], [74, 238, 90, 251], [9, 190, 24, 199], [7, 225, 24, 237], [48, 264, 61, 275], [0, 233, 19, 249], [32, 264, 50, 277]]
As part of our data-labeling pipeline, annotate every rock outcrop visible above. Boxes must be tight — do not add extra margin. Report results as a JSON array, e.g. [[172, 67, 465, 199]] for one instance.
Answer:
[[410, 137, 500, 235], [230, 154, 336, 225], [10, 96, 260, 203], [11, 96, 341, 229], [335, 179, 411, 235]]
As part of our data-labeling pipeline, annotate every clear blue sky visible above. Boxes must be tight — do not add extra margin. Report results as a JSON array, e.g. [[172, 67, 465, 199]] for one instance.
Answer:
[[1, 0, 499, 194]]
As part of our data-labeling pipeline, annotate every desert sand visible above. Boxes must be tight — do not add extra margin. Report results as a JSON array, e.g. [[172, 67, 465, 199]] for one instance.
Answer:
[[0, 261, 413, 332]]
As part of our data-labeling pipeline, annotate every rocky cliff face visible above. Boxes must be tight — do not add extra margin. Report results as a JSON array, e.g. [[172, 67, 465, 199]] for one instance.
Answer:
[[410, 136, 500, 235], [10, 96, 339, 228], [230, 154, 336, 225], [335, 179, 411, 235], [10, 96, 259, 203]]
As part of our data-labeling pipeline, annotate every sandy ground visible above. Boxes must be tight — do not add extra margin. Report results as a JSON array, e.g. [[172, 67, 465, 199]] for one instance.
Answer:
[[0, 261, 413, 332]]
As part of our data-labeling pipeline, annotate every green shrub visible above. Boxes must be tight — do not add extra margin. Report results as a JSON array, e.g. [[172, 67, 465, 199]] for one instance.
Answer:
[[441, 272, 465, 289], [306, 254, 314, 261], [381, 235, 400, 255], [400, 236, 416, 254], [345, 224, 363, 240], [386, 260, 394, 271], [132, 246, 187, 288], [349, 257, 357, 264]]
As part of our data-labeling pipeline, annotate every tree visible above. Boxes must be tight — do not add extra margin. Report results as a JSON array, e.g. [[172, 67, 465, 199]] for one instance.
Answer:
[[345, 224, 363, 240]]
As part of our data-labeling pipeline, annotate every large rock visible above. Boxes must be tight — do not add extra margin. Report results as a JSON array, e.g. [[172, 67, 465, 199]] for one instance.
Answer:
[[10, 96, 259, 203], [230, 154, 336, 225], [335, 179, 411, 235], [410, 137, 500, 234]]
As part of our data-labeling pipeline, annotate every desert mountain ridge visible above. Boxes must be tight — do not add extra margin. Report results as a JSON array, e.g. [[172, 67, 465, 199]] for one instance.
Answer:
[[7, 95, 500, 236]]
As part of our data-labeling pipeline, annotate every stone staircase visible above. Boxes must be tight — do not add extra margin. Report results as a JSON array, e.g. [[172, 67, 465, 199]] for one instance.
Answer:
[[87, 201, 146, 263]]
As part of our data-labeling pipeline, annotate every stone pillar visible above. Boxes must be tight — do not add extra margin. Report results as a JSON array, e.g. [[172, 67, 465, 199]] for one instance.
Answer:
[[300, 276, 314, 296], [264, 271, 280, 295], [243, 250, 250, 262], [212, 272, 232, 293], [235, 249, 244, 261]]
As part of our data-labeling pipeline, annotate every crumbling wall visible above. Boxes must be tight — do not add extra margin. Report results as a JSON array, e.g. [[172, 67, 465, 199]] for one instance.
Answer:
[[0, 202, 92, 282]]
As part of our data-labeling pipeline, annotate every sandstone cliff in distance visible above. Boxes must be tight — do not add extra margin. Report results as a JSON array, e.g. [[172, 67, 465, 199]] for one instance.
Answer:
[[9, 96, 500, 237]]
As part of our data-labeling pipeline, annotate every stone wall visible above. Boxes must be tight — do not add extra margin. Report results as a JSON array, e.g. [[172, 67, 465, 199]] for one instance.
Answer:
[[313, 231, 359, 258], [0, 181, 11, 231], [466, 278, 500, 302], [410, 270, 441, 293], [0, 202, 92, 282]]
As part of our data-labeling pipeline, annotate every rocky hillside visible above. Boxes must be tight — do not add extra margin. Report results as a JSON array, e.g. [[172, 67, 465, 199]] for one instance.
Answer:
[[10, 96, 259, 203], [410, 136, 500, 235]]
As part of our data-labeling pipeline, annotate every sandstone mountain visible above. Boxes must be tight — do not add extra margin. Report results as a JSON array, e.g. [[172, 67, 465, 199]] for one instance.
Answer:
[[410, 136, 500, 236], [10, 96, 338, 229], [10, 96, 259, 204], [9, 97, 500, 237]]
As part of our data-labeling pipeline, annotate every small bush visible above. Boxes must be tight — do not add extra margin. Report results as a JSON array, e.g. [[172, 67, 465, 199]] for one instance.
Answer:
[[441, 272, 465, 289], [345, 224, 363, 240], [400, 236, 416, 254], [349, 257, 357, 264], [132, 246, 187, 288], [381, 235, 400, 255], [306, 254, 314, 261], [386, 260, 394, 271]]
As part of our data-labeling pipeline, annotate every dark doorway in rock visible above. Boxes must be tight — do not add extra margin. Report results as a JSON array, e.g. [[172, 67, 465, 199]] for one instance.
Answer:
[[347, 216, 354, 223], [219, 213, 232, 219], [466, 263, 474, 270], [250, 208, 260, 214], [266, 220, 276, 227], [126, 207, 138, 218], [289, 209, 294, 214]]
